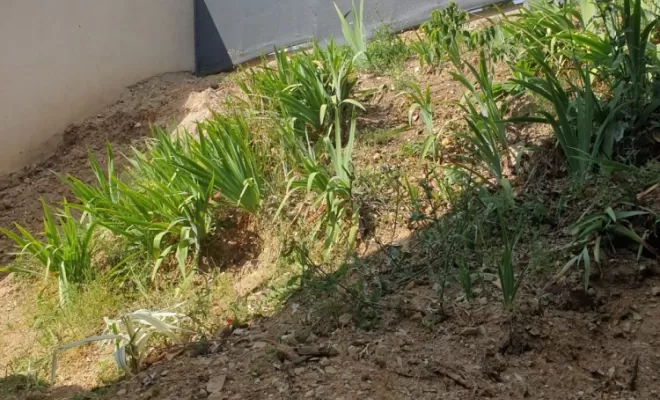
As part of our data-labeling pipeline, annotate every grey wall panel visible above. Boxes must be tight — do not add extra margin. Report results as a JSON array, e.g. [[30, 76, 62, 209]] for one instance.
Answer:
[[195, 0, 498, 76]]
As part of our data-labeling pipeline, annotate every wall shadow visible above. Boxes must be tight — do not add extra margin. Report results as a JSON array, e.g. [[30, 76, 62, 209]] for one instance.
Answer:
[[194, 0, 234, 76]]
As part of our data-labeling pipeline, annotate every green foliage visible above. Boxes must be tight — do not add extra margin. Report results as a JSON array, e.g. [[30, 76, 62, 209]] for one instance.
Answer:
[[238, 40, 357, 136], [62, 142, 215, 284], [161, 116, 266, 214], [334, 0, 368, 68], [278, 102, 363, 254], [410, 35, 439, 70], [562, 205, 649, 289], [452, 50, 508, 183], [402, 82, 436, 160], [366, 23, 411, 71], [457, 258, 473, 301], [496, 213, 525, 308], [467, 22, 511, 62], [599, 0, 660, 131], [505, 0, 660, 162], [418, 2, 469, 69], [511, 50, 627, 178], [0, 200, 96, 305]]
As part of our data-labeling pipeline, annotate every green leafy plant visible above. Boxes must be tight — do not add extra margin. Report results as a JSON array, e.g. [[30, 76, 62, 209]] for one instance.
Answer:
[[335, 0, 368, 68], [51, 310, 191, 382], [414, 2, 470, 70], [468, 22, 511, 62], [457, 259, 473, 301], [402, 82, 436, 160], [238, 40, 357, 136], [561, 205, 649, 289], [278, 103, 363, 254], [511, 50, 627, 178], [0, 200, 96, 305], [452, 50, 509, 184], [496, 214, 526, 308], [410, 34, 441, 70], [62, 142, 214, 284], [599, 0, 660, 131], [163, 115, 266, 214]]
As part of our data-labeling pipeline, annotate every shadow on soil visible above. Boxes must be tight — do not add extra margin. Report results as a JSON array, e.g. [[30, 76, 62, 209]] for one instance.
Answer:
[[54, 137, 660, 399], [0, 373, 89, 400]]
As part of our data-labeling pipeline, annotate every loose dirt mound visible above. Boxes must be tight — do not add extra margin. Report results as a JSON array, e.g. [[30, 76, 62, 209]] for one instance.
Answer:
[[0, 72, 228, 266]]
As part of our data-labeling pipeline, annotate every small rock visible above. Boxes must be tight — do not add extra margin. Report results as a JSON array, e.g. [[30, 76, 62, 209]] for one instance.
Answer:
[[134, 122, 142, 128], [526, 326, 541, 337], [651, 287, 660, 297], [252, 341, 268, 349], [325, 366, 337, 374], [622, 321, 632, 333], [587, 288, 596, 297], [294, 367, 305, 376], [206, 375, 226, 393], [116, 389, 127, 396], [198, 388, 209, 398], [338, 313, 352, 327], [460, 327, 481, 337], [319, 357, 331, 367], [632, 312, 643, 321], [348, 346, 359, 357], [281, 333, 297, 346], [233, 328, 247, 336], [215, 326, 233, 339], [160, 370, 169, 377], [305, 389, 315, 398], [373, 153, 382, 161]]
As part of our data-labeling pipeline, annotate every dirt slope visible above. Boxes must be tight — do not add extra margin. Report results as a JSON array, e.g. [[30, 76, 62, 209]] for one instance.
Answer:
[[95, 260, 660, 400]]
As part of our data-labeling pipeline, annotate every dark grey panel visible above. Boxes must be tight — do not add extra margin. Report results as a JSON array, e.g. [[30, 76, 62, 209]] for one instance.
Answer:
[[195, 0, 499, 76]]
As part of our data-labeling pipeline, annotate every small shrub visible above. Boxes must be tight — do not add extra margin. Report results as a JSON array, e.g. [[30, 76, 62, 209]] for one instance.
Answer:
[[412, 2, 470, 70], [366, 23, 410, 71]]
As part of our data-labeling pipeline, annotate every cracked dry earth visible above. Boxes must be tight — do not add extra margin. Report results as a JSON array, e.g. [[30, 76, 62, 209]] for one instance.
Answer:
[[97, 259, 660, 400]]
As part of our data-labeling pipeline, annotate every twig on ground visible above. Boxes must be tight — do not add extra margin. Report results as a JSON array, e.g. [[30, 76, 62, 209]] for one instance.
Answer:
[[429, 363, 474, 390], [628, 355, 640, 391]]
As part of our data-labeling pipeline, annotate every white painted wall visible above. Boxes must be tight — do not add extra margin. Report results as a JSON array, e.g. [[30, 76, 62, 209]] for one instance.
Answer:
[[0, 0, 195, 174]]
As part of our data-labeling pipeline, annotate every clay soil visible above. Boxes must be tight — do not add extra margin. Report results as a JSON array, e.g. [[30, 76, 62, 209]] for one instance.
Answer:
[[2, 59, 660, 400]]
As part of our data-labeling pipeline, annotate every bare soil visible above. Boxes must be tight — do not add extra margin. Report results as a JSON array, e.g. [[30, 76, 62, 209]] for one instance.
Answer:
[[86, 259, 660, 400]]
